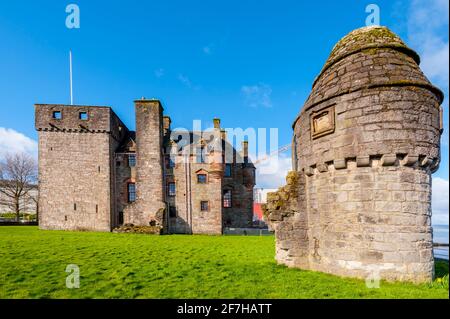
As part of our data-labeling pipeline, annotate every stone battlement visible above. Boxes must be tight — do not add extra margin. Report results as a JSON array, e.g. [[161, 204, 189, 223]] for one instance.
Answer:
[[302, 153, 440, 176], [35, 104, 129, 142], [267, 26, 444, 283]]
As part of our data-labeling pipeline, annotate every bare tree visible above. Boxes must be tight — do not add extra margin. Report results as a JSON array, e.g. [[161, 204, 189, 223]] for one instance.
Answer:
[[0, 153, 38, 222]]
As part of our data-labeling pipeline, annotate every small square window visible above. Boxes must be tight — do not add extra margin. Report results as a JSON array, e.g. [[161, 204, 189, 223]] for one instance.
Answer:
[[79, 112, 88, 120], [52, 111, 62, 119], [200, 201, 209, 212], [197, 174, 207, 184]]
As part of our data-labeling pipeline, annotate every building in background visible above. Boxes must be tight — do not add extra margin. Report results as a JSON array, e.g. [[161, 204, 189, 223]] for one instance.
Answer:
[[253, 188, 276, 227], [35, 99, 255, 234]]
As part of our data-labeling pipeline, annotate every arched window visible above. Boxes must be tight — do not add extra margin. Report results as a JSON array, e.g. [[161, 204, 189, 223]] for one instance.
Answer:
[[223, 189, 232, 208]]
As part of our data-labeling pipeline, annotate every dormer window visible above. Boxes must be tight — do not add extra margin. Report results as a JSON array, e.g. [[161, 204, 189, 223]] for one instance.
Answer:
[[52, 111, 62, 119], [79, 112, 88, 120], [197, 174, 207, 184]]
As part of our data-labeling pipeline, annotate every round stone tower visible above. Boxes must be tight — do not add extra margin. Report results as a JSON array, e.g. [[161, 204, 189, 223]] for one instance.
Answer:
[[273, 26, 443, 283]]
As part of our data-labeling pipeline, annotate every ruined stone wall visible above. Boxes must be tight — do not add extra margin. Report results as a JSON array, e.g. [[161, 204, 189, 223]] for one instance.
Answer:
[[35, 104, 128, 231], [124, 100, 166, 227], [269, 26, 443, 283], [222, 163, 255, 228]]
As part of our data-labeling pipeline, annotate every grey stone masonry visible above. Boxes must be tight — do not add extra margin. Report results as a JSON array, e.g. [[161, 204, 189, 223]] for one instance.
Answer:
[[124, 99, 166, 227], [266, 26, 444, 283], [35, 104, 128, 231]]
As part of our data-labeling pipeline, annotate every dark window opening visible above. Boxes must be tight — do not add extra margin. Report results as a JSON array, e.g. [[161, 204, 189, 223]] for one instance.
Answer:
[[95, 205, 98, 213], [165, 155, 176, 169], [65, 215, 68, 221], [79, 112, 88, 120], [196, 147, 206, 163], [116, 161, 121, 167], [119, 212, 124, 225], [200, 201, 209, 212], [53, 111, 62, 119], [128, 154, 136, 167], [168, 182, 176, 197], [197, 174, 207, 184], [169, 206, 177, 218], [225, 164, 232, 177], [128, 183, 136, 203], [223, 190, 232, 208], [169, 157, 175, 168], [74, 203, 77, 211]]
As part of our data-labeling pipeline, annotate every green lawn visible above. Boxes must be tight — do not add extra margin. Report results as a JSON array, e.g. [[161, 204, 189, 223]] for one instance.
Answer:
[[0, 226, 448, 299]]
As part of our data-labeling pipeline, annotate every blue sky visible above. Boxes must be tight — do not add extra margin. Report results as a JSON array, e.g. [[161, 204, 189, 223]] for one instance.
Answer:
[[0, 1, 448, 223]]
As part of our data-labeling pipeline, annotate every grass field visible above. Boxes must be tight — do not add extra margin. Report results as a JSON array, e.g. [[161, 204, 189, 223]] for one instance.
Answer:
[[0, 226, 448, 299]]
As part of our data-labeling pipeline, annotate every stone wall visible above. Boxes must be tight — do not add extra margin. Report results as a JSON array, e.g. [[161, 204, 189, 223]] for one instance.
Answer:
[[124, 99, 166, 227], [35, 104, 128, 232], [268, 26, 443, 283]]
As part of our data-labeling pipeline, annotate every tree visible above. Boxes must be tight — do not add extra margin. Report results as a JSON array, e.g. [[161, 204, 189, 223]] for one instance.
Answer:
[[0, 153, 38, 222]]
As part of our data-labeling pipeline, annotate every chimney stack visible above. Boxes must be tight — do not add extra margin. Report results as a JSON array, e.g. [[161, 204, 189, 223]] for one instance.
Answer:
[[220, 129, 227, 141], [163, 116, 172, 135], [242, 141, 249, 163], [213, 118, 221, 129]]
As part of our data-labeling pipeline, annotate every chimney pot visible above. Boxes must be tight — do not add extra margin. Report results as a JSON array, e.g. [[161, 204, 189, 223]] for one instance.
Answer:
[[213, 118, 221, 129]]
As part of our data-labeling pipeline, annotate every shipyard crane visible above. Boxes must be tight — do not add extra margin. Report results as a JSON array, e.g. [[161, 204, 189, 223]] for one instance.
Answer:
[[252, 144, 291, 166]]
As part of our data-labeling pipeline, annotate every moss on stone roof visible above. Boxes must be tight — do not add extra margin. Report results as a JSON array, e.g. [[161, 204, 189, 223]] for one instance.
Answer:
[[312, 26, 421, 87]]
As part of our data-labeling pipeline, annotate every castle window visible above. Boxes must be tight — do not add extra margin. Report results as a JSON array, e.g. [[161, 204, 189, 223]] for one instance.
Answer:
[[223, 190, 232, 208], [128, 154, 136, 167], [79, 112, 88, 120], [200, 201, 209, 212], [52, 111, 62, 119], [225, 164, 232, 177], [196, 147, 206, 163], [168, 182, 176, 197], [197, 174, 207, 184], [119, 212, 124, 225], [169, 206, 177, 218], [128, 183, 136, 203], [169, 157, 175, 168], [166, 155, 175, 169]]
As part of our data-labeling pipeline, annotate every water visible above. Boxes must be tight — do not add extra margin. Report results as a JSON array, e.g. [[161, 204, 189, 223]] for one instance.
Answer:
[[433, 225, 449, 260]]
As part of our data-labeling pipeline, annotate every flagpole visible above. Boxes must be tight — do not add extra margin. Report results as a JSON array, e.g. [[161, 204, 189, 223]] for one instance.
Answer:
[[69, 50, 73, 105]]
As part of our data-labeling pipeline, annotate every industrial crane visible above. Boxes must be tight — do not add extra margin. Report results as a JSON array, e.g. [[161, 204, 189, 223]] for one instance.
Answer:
[[252, 144, 291, 166]]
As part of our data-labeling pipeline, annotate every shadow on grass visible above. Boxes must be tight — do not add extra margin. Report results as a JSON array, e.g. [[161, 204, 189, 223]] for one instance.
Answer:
[[435, 259, 449, 278]]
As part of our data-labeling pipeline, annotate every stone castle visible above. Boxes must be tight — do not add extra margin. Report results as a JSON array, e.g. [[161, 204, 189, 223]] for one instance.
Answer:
[[264, 26, 444, 283], [35, 99, 255, 234]]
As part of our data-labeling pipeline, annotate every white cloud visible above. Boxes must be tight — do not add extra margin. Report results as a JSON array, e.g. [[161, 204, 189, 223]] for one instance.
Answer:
[[432, 177, 449, 225], [407, 0, 449, 89], [203, 46, 212, 55], [254, 153, 292, 189], [0, 128, 38, 160], [154, 68, 165, 78], [178, 74, 200, 90], [241, 83, 273, 108]]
